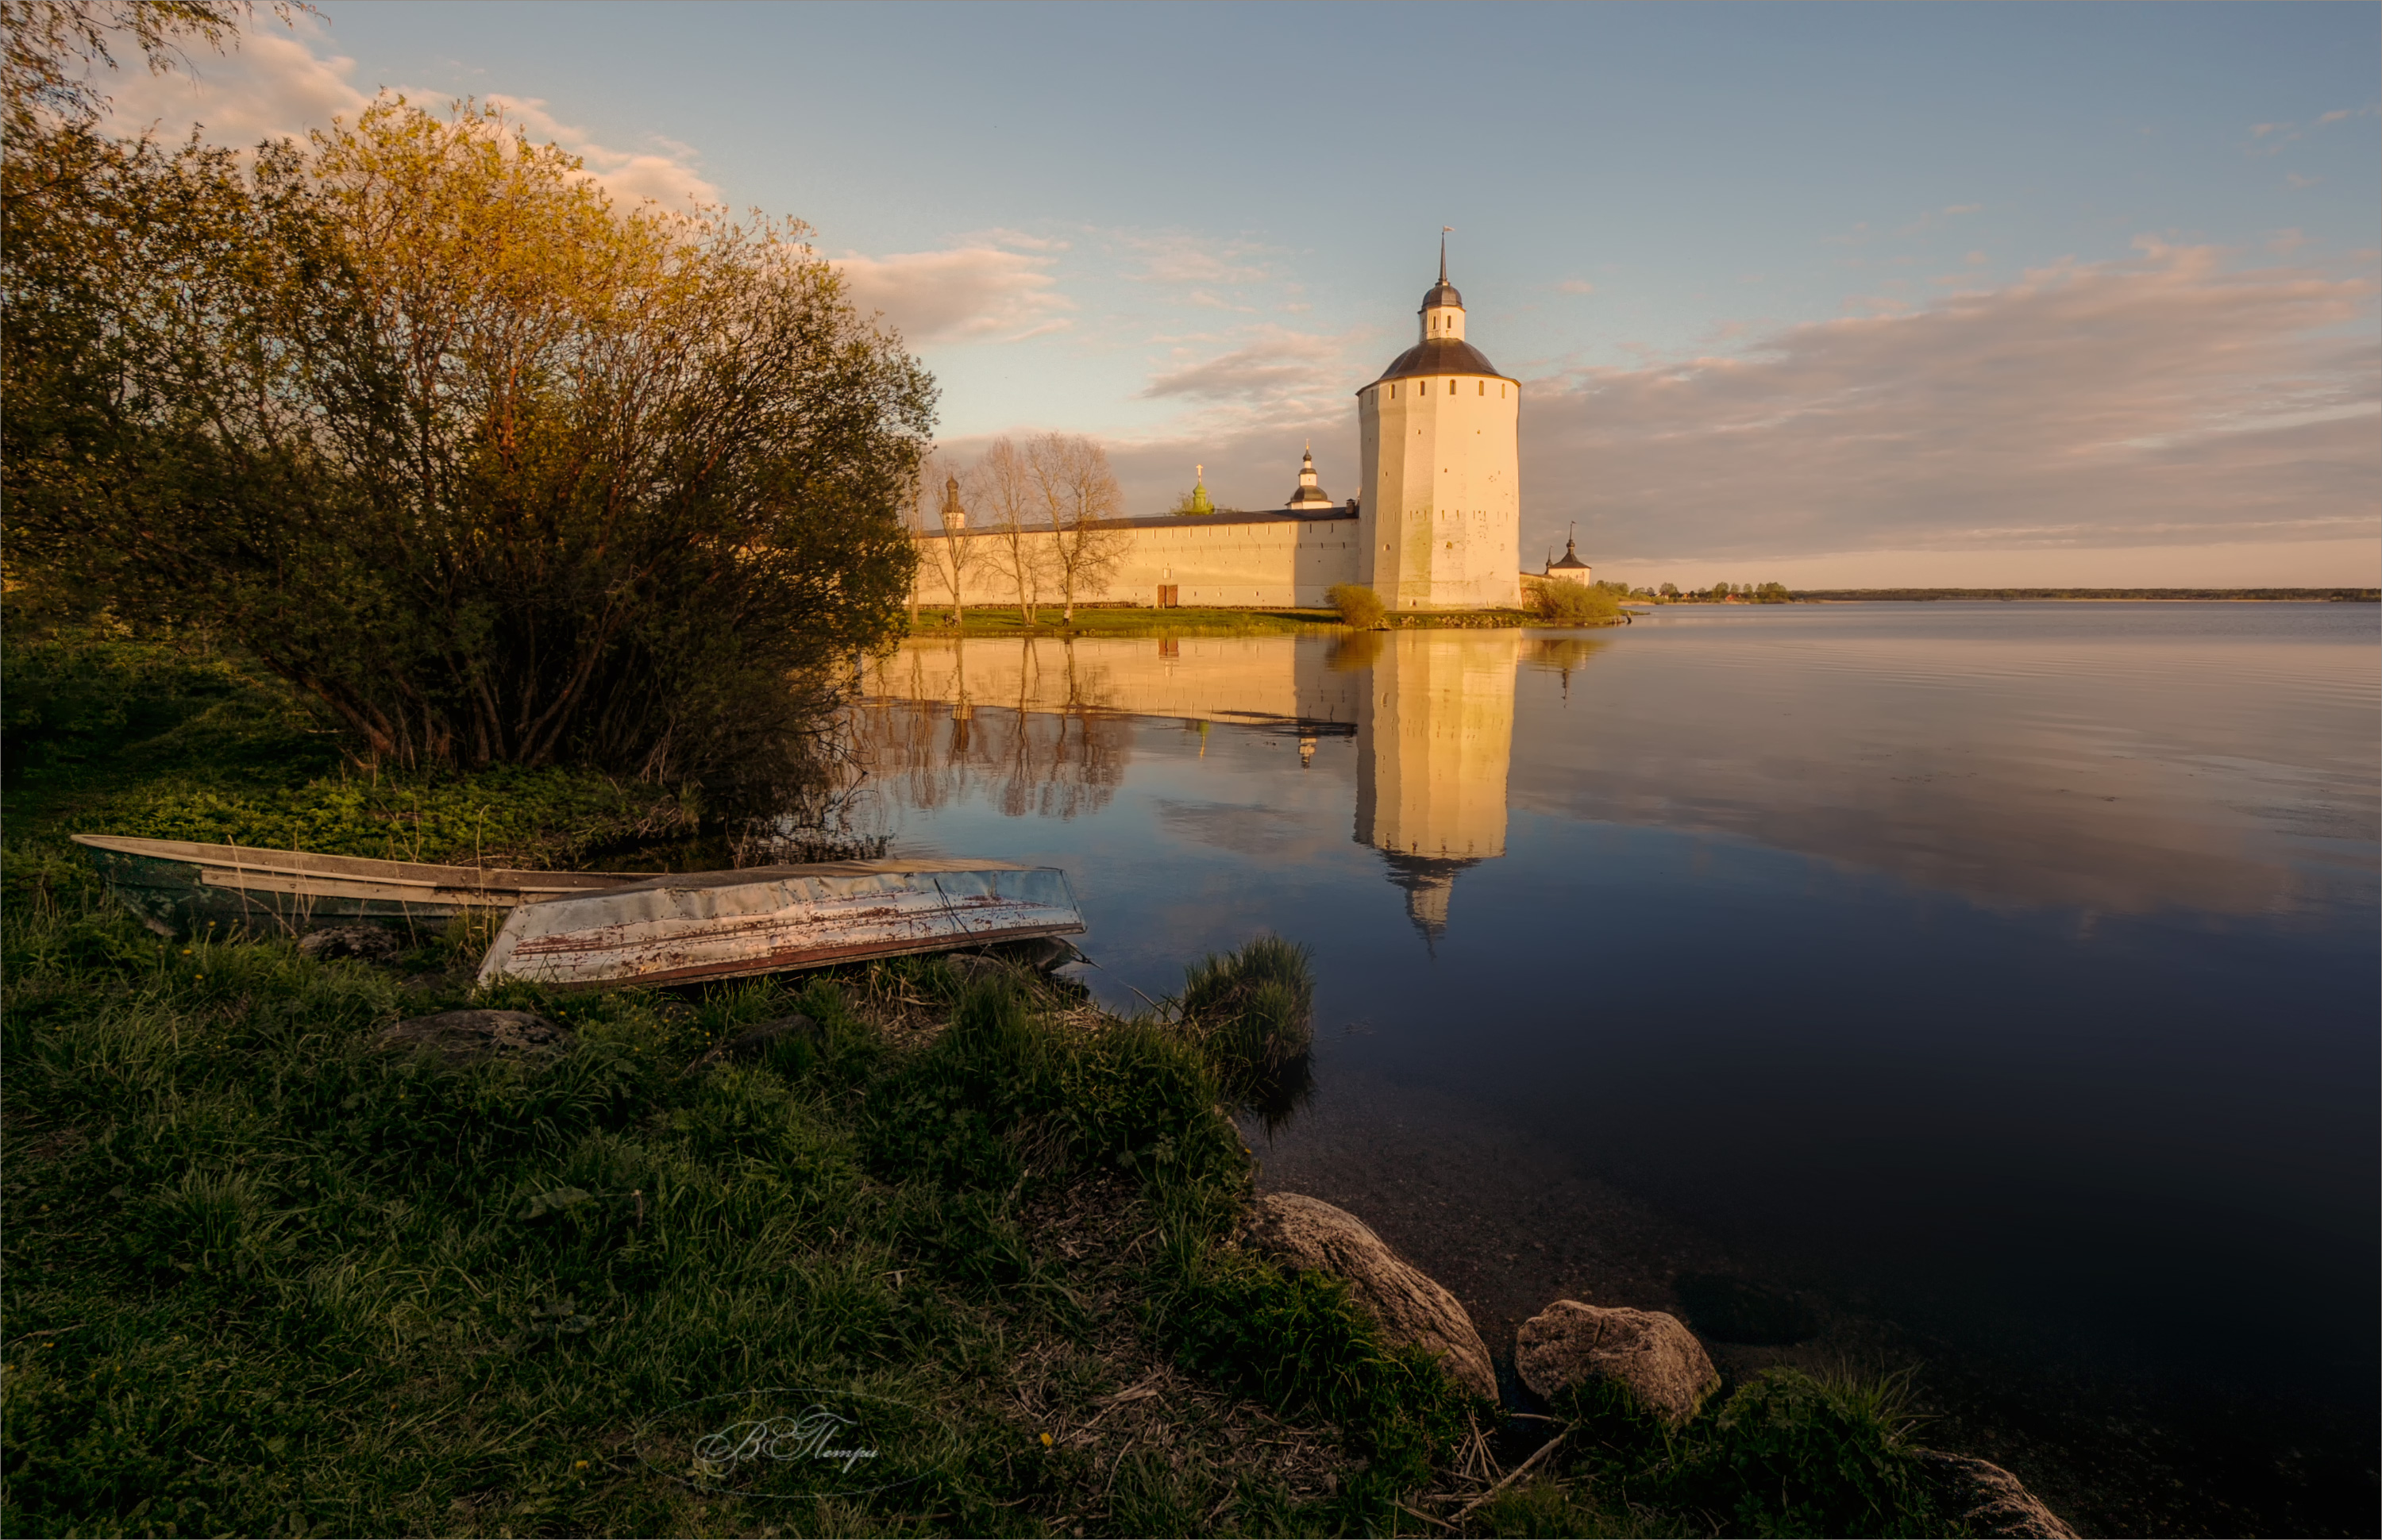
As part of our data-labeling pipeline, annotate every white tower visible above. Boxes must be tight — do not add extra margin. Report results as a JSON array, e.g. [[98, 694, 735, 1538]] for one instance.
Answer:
[[1356, 239, 1521, 609]]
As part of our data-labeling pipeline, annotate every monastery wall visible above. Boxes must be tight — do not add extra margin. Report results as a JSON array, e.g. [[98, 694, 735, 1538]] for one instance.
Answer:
[[912, 517, 1362, 611]]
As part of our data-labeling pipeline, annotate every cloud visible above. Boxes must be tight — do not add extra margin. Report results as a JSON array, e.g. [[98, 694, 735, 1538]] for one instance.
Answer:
[[1558, 278, 1597, 295], [2285, 172, 2322, 191], [1139, 325, 1359, 407], [99, 14, 365, 148], [484, 95, 718, 207], [1517, 241, 2378, 565], [94, 19, 718, 209], [963, 227, 1071, 252], [1895, 202, 1984, 237], [1112, 230, 1273, 287], [832, 246, 1072, 344]]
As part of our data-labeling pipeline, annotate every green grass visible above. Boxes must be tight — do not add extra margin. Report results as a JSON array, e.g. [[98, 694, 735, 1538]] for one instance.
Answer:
[[905, 606, 1555, 639], [1178, 934, 1315, 1099], [0, 891, 1467, 1535], [2, 626, 709, 872], [909, 606, 1338, 638]]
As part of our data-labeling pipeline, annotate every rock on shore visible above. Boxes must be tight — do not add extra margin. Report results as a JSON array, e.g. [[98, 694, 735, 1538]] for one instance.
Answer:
[[1242, 1192, 1497, 1401], [1514, 1298, 1720, 1423], [1916, 1450, 2079, 1538]]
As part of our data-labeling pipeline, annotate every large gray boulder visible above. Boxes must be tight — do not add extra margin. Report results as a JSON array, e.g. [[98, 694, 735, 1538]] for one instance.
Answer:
[[1242, 1192, 1496, 1402], [380, 1009, 574, 1064], [1514, 1299, 1720, 1424], [1915, 1451, 2077, 1538]]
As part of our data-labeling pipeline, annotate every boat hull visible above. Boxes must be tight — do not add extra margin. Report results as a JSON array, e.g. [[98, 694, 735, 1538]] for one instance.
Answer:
[[70, 834, 642, 938], [476, 860, 1085, 988]]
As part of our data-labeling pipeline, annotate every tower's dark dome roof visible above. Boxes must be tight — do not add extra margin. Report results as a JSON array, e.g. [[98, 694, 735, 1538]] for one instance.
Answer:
[[1421, 279, 1463, 310], [1366, 336, 1509, 388]]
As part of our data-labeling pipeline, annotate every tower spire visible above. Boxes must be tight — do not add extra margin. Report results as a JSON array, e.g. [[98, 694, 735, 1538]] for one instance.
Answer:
[[1440, 225, 1451, 283]]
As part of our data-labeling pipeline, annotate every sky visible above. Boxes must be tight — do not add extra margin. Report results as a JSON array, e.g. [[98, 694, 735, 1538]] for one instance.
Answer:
[[101, 1, 2381, 585]]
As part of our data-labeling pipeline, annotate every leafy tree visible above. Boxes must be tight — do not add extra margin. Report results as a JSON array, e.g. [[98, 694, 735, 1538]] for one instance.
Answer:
[[1533, 582, 1621, 625], [1030, 433, 1128, 622], [1659, 582, 1680, 599], [912, 451, 985, 627], [5, 94, 934, 784], [971, 437, 1050, 624], [1, 0, 256, 138], [1326, 584, 1385, 629]]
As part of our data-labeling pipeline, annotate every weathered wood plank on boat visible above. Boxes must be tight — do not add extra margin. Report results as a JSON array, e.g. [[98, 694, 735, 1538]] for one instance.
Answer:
[[70, 834, 647, 938], [474, 859, 1086, 989]]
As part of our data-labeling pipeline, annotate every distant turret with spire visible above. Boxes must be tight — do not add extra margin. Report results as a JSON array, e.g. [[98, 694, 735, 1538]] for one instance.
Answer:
[[1544, 522, 1591, 586], [1284, 444, 1336, 511]]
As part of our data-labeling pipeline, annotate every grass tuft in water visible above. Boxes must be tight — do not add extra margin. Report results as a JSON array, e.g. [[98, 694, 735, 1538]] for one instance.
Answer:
[[1178, 934, 1316, 1099]]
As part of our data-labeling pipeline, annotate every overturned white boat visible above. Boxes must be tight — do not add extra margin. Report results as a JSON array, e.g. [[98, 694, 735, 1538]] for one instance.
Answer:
[[70, 832, 646, 937], [475, 859, 1085, 988]]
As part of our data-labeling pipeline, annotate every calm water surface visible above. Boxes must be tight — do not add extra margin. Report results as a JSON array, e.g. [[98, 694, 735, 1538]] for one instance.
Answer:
[[849, 603, 2377, 1458]]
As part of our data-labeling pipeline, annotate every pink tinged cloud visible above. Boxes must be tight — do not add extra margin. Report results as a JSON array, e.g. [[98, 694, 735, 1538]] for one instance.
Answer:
[[1526, 241, 2380, 577], [832, 248, 1072, 345], [95, 21, 719, 209]]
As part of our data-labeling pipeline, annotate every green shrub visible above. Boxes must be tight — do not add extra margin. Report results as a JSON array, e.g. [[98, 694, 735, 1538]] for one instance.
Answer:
[[1548, 1366, 1945, 1538], [1156, 1247, 1473, 1507], [1178, 934, 1315, 1096], [1532, 580, 1622, 625], [1678, 1368, 1938, 1536], [1325, 583, 1386, 629]]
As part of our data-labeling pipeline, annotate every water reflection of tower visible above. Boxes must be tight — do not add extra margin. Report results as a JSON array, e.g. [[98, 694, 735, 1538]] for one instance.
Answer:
[[1353, 633, 1521, 946]]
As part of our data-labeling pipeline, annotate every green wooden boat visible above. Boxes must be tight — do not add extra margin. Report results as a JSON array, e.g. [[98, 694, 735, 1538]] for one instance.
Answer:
[[70, 834, 648, 939]]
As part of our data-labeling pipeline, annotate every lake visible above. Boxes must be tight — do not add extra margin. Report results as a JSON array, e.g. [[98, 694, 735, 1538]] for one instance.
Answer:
[[849, 602, 2380, 1533]]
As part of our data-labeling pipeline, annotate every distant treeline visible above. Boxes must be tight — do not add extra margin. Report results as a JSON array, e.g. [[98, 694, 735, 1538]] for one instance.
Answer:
[[1791, 588, 2381, 603]]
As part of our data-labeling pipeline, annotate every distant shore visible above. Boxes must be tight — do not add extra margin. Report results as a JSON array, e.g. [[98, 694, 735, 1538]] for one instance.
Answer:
[[1785, 587, 2379, 603], [906, 605, 1624, 639]]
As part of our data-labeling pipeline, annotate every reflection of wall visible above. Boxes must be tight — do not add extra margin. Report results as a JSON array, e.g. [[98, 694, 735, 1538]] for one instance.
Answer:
[[861, 636, 1362, 730], [860, 633, 1536, 945], [1355, 633, 1521, 942]]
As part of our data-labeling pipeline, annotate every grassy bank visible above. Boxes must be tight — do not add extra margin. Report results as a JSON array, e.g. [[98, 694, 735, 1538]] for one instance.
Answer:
[[905, 606, 1575, 640], [3, 631, 1971, 1537]]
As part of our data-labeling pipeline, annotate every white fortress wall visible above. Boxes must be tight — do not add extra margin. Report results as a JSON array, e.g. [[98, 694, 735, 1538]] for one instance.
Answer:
[[912, 516, 1361, 610]]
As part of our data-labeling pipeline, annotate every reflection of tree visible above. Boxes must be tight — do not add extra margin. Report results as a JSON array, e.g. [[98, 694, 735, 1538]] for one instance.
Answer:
[[846, 640, 1127, 822], [993, 641, 1127, 819], [1522, 635, 1609, 706]]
